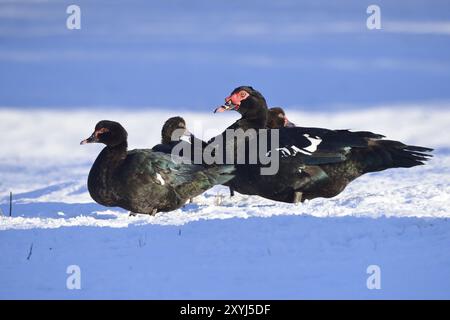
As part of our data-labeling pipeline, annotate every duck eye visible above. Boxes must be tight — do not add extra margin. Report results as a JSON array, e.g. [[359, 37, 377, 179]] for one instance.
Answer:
[[95, 127, 109, 138], [239, 91, 247, 98]]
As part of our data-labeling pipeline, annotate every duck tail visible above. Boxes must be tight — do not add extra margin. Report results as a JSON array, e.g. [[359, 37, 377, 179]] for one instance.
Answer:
[[204, 165, 235, 185], [360, 140, 433, 174], [174, 165, 235, 198]]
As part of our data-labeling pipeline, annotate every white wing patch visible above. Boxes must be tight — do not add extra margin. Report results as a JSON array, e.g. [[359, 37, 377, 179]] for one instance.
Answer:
[[269, 134, 323, 157], [291, 145, 310, 156], [303, 134, 322, 153], [289, 135, 323, 156], [156, 173, 166, 185], [275, 147, 292, 157]]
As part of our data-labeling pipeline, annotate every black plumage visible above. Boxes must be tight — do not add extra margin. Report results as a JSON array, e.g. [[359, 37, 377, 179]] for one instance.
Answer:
[[212, 86, 433, 203], [152, 116, 206, 162], [153, 117, 241, 198], [81, 120, 233, 215]]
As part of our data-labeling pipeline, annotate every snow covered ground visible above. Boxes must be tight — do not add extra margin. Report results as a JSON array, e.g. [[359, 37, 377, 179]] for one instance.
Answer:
[[1, 106, 450, 299]]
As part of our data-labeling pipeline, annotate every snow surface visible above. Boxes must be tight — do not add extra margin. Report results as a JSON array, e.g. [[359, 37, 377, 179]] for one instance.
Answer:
[[1, 106, 450, 299]]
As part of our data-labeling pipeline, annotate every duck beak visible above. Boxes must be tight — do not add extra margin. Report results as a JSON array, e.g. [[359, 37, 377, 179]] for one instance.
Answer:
[[80, 133, 96, 145], [214, 100, 238, 113], [284, 117, 295, 127]]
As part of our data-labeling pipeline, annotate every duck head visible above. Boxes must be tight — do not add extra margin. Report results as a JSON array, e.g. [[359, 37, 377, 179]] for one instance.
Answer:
[[80, 120, 128, 147], [267, 107, 295, 128], [214, 86, 268, 126], [161, 116, 190, 144]]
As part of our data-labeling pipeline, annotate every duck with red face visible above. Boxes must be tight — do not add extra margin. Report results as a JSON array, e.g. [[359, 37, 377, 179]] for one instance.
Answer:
[[215, 89, 250, 113], [214, 86, 269, 130], [211, 86, 433, 204]]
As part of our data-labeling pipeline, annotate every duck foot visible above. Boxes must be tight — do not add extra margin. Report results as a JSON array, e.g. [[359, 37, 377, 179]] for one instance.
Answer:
[[229, 187, 235, 197], [292, 191, 303, 204], [182, 199, 194, 209], [129, 211, 138, 217]]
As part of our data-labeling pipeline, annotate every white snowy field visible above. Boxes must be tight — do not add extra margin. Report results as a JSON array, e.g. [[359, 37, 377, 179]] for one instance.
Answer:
[[0, 105, 450, 299]]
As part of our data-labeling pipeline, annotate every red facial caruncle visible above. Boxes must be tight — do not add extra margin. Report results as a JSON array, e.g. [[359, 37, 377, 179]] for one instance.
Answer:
[[214, 90, 250, 113]]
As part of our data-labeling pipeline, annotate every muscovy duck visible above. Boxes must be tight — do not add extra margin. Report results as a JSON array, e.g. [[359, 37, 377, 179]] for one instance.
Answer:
[[153, 117, 239, 198], [81, 120, 234, 215], [268, 107, 296, 128], [152, 116, 206, 161], [213, 86, 433, 203]]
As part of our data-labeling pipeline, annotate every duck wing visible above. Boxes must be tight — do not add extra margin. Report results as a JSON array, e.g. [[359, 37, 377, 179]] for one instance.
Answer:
[[124, 149, 234, 199], [272, 127, 432, 170], [268, 127, 380, 165]]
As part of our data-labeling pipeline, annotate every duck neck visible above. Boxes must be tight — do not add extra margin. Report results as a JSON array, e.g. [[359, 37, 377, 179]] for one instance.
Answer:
[[249, 109, 268, 129], [88, 141, 128, 204], [99, 141, 128, 167], [240, 105, 268, 130]]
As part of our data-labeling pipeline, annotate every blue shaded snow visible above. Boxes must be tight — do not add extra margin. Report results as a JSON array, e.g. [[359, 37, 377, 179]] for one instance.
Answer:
[[1, 215, 449, 299]]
